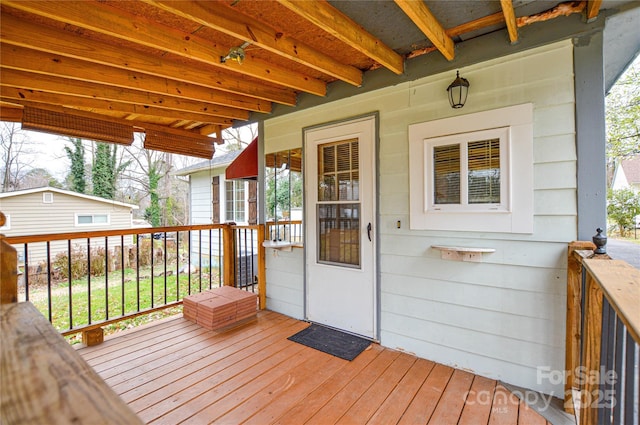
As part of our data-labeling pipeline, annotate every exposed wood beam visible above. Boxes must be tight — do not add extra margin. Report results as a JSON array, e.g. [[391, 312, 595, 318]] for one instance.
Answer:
[[446, 12, 505, 38], [276, 0, 404, 75], [0, 68, 249, 121], [587, 0, 602, 21], [145, 0, 364, 87], [0, 13, 296, 106], [0, 43, 271, 114], [500, 0, 519, 43], [394, 0, 455, 61], [2, 0, 326, 97], [0, 88, 235, 127], [0, 104, 23, 122]]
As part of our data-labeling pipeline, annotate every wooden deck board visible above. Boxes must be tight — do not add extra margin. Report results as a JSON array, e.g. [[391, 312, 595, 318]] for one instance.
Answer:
[[77, 311, 552, 425]]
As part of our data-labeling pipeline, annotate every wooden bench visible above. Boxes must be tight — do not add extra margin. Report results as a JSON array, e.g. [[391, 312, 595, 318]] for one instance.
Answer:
[[183, 286, 258, 330], [0, 302, 143, 425]]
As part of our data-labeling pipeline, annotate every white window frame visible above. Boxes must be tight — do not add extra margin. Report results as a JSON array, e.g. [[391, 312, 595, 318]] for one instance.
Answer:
[[42, 192, 53, 203], [0, 214, 10, 231], [426, 127, 510, 213], [224, 179, 248, 224], [409, 103, 533, 234], [75, 213, 110, 227]]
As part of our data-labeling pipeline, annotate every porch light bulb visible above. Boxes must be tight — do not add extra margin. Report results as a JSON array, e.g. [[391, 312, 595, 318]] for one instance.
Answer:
[[447, 71, 470, 109]]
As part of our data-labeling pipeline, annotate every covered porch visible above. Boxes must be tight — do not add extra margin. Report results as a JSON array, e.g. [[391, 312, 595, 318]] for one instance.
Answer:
[[77, 309, 551, 425]]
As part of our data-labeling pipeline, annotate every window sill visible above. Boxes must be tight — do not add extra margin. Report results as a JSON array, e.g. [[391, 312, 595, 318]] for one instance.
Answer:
[[431, 245, 495, 262]]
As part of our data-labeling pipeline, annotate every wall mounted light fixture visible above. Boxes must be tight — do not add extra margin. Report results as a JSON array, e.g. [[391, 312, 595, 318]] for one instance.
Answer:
[[221, 42, 251, 64], [447, 71, 470, 109]]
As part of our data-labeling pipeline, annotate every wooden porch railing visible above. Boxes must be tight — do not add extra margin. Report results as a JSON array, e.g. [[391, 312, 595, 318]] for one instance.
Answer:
[[566, 241, 639, 425], [0, 219, 266, 344]]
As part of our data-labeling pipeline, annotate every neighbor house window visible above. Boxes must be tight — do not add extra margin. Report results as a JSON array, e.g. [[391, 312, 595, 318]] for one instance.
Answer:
[[409, 103, 533, 233], [75, 213, 110, 226], [225, 180, 246, 223], [428, 127, 509, 212]]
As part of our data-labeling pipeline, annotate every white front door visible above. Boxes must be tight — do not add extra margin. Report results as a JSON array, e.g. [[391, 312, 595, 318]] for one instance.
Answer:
[[305, 115, 377, 339]]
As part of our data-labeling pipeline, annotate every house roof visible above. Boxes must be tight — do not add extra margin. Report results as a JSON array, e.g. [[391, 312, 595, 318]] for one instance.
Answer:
[[1, 1, 638, 158], [0, 186, 139, 209], [620, 156, 640, 184], [174, 149, 243, 176]]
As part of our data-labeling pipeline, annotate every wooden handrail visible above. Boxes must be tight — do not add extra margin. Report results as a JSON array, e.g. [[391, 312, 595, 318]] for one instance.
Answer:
[[565, 241, 640, 425], [4, 223, 225, 244]]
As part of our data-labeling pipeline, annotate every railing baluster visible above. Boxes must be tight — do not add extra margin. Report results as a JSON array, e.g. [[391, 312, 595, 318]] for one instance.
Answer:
[[598, 298, 615, 425], [68, 240, 73, 329], [163, 233, 167, 305], [176, 231, 180, 301], [217, 228, 222, 288], [198, 230, 202, 292], [208, 228, 212, 290], [23, 244, 29, 302], [613, 316, 624, 424], [121, 235, 125, 317], [87, 238, 91, 325], [187, 230, 192, 295], [136, 237, 140, 312], [105, 237, 109, 321], [150, 232, 154, 308], [46, 241, 52, 323], [624, 329, 637, 425]]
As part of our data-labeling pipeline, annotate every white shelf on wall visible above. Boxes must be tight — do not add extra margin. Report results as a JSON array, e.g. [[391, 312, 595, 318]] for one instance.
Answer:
[[262, 241, 303, 251], [431, 245, 496, 263]]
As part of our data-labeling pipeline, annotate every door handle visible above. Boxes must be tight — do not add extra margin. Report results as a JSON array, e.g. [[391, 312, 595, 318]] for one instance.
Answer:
[[367, 222, 372, 242]]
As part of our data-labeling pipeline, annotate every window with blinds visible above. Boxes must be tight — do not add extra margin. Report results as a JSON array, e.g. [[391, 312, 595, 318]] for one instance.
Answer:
[[428, 127, 508, 212]]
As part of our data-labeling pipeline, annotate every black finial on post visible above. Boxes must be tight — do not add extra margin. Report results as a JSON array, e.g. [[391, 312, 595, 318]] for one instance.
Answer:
[[592, 228, 607, 254]]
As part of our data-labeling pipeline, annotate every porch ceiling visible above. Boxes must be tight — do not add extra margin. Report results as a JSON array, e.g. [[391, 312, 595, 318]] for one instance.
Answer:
[[0, 1, 636, 157]]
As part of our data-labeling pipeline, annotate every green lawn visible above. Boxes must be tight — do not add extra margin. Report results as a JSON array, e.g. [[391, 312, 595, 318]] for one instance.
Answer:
[[29, 267, 221, 344]]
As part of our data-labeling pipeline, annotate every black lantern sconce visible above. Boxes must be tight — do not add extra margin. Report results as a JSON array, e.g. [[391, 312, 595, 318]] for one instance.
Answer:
[[447, 71, 470, 109]]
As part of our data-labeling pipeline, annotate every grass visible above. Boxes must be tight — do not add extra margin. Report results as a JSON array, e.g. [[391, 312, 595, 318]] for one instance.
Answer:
[[28, 266, 221, 344]]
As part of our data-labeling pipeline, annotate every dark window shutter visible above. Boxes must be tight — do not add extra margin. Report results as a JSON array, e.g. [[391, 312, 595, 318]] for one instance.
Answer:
[[248, 180, 258, 225], [212, 176, 220, 224]]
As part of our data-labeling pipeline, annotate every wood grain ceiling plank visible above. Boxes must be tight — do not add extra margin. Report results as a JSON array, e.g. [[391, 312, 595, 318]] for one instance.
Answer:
[[146, 0, 363, 87], [0, 87, 234, 127], [393, 0, 455, 61], [0, 43, 270, 114], [0, 12, 296, 106], [2, 0, 326, 97], [0, 68, 249, 121], [500, 0, 519, 43], [276, 0, 404, 75]]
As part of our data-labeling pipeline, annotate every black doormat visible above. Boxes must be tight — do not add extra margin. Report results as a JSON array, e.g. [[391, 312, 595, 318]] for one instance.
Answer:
[[287, 324, 371, 361]]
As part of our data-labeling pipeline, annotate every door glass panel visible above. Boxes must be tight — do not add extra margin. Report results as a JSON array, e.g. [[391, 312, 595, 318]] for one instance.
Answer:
[[317, 139, 360, 267]]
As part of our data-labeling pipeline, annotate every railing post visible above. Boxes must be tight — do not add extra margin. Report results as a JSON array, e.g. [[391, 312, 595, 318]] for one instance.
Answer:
[[222, 223, 236, 287], [257, 224, 266, 310], [565, 241, 595, 413], [580, 271, 604, 425], [0, 212, 18, 304]]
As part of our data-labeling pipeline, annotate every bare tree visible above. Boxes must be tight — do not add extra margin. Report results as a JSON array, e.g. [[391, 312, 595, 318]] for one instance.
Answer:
[[220, 123, 258, 152], [0, 122, 34, 192]]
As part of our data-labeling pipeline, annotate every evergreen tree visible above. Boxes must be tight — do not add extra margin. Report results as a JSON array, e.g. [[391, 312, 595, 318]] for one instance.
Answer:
[[92, 143, 115, 199], [64, 138, 86, 193]]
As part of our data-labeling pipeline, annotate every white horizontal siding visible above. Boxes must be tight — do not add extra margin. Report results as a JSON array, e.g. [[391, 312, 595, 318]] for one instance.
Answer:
[[1, 191, 134, 263], [189, 171, 214, 225], [264, 41, 576, 396], [265, 247, 304, 320]]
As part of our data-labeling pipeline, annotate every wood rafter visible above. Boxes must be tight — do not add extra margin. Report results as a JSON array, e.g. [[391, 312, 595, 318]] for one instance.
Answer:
[[394, 0, 455, 61], [0, 13, 296, 107], [144, 0, 364, 87], [276, 0, 404, 75], [500, 0, 519, 43], [2, 0, 326, 97], [587, 0, 603, 20]]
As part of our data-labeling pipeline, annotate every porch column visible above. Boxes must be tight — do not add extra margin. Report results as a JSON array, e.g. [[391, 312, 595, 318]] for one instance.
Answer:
[[574, 30, 607, 240]]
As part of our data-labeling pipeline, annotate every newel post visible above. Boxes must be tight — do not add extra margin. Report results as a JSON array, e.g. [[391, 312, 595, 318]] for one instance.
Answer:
[[256, 224, 266, 310], [0, 212, 18, 304], [222, 223, 236, 287]]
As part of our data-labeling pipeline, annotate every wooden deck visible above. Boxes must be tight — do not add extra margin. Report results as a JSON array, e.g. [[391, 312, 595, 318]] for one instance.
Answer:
[[77, 311, 551, 425]]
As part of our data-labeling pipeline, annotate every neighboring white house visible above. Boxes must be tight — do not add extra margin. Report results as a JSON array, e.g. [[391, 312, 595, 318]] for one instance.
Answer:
[[0, 186, 138, 263], [612, 155, 640, 192], [175, 150, 257, 272]]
